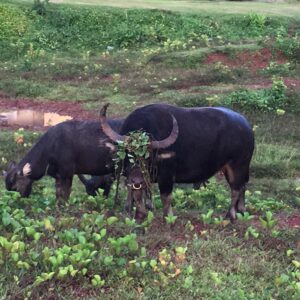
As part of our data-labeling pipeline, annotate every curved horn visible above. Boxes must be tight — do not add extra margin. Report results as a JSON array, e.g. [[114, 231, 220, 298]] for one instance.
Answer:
[[150, 114, 179, 149], [99, 104, 126, 143]]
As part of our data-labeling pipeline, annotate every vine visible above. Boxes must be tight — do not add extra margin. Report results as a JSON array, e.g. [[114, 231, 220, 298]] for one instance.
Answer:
[[113, 130, 155, 203]]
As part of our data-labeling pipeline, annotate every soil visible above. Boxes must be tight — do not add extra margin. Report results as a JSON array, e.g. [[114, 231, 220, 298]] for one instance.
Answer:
[[143, 211, 299, 257], [205, 48, 287, 73], [276, 213, 300, 229]]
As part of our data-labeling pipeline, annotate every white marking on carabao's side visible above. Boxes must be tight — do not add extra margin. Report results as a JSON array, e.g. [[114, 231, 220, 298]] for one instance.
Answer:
[[158, 151, 175, 160], [22, 163, 31, 176]]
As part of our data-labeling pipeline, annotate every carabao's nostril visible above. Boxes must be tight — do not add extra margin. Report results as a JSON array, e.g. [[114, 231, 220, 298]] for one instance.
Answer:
[[129, 177, 144, 185]]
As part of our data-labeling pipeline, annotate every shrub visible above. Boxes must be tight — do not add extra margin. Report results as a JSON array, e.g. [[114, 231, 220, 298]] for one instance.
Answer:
[[0, 3, 294, 60], [175, 95, 208, 107], [0, 4, 30, 60], [0, 5, 28, 39], [222, 77, 287, 111], [273, 28, 300, 60]]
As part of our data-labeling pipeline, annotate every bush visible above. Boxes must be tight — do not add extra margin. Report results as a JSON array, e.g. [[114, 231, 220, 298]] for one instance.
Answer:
[[0, 5, 28, 39], [273, 28, 300, 60], [0, 3, 294, 61], [0, 4, 30, 60], [222, 77, 287, 111], [175, 95, 208, 107]]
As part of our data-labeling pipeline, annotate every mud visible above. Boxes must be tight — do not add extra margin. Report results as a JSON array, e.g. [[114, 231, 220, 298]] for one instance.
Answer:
[[0, 94, 98, 130]]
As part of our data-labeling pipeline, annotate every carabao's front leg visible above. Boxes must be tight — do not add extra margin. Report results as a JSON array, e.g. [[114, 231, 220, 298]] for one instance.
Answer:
[[158, 173, 174, 218], [55, 177, 73, 206], [160, 192, 173, 217], [145, 190, 154, 211]]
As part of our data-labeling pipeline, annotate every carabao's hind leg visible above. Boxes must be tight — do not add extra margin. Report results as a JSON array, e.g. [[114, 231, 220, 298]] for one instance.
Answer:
[[223, 163, 250, 221]]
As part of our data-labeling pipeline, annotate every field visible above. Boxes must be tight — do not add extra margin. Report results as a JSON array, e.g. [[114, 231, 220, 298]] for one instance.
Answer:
[[0, 0, 300, 299]]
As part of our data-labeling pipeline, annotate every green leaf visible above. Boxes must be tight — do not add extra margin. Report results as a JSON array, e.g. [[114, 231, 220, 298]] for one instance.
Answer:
[[33, 232, 41, 241], [186, 265, 193, 274], [78, 235, 86, 244], [292, 260, 300, 268], [91, 275, 105, 287], [81, 268, 88, 276], [147, 211, 154, 223], [93, 233, 102, 241], [107, 216, 118, 226], [100, 228, 107, 237], [128, 239, 139, 252], [70, 269, 78, 277], [17, 261, 30, 270], [140, 247, 147, 257], [104, 256, 113, 266], [49, 256, 58, 267], [11, 252, 19, 262], [117, 257, 126, 267], [2, 211, 12, 226], [150, 259, 157, 268], [25, 226, 36, 237], [56, 253, 64, 265], [57, 267, 68, 279]]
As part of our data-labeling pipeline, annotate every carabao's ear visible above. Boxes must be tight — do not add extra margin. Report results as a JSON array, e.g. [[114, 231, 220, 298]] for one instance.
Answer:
[[2, 170, 7, 177], [105, 142, 117, 152], [99, 138, 117, 153], [157, 151, 176, 160]]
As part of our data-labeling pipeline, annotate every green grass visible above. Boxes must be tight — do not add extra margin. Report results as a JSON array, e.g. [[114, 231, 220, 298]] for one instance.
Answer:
[[1, 1, 300, 112], [0, 171, 298, 299], [45, 0, 300, 18], [0, 2, 300, 298]]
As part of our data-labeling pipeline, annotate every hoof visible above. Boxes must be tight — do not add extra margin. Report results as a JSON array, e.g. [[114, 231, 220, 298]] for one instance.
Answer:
[[225, 212, 236, 223], [133, 226, 145, 235], [145, 200, 154, 211], [106, 210, 115, 217]]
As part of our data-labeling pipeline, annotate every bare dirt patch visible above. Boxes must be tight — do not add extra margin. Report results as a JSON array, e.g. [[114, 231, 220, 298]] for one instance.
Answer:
[[243, 78, 300, 91], [205, 48, 287, 73], [276, 213, 300, 229]]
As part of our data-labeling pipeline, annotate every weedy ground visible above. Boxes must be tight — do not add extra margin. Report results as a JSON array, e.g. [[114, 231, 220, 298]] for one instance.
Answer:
[[0, 0, 299, 299]]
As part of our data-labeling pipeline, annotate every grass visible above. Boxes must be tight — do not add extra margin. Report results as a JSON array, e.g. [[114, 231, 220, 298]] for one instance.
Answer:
[[0, 1, 300, 299], [0, 172, 298, 299], [1, 1, 300, 113], [45, 0, 300, 18]]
